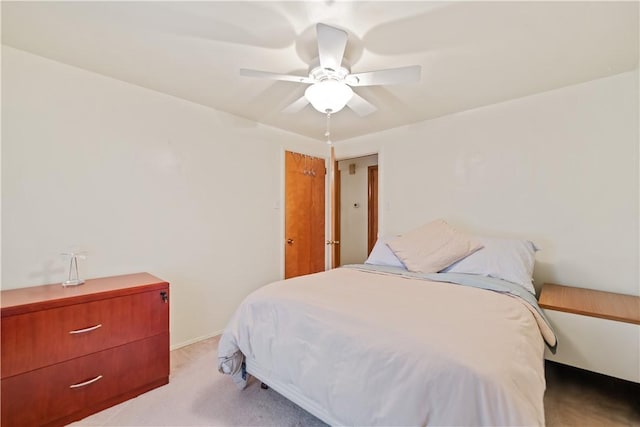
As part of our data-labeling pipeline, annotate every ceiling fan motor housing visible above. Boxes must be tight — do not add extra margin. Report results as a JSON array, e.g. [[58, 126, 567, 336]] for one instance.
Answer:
[[308, 59, 351, 83]]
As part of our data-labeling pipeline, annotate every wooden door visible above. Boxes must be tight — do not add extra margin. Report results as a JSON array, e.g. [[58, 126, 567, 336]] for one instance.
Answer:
[[285, 151, 326, 279], [368, 165, 379, 255], [333, 159, 341, 267]]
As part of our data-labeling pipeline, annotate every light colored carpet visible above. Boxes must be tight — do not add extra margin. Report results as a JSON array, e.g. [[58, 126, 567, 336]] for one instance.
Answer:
[[72, 336, 327, 427], [73, 336, 639, 427]]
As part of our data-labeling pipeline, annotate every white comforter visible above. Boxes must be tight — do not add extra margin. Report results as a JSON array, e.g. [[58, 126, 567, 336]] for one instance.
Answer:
[[218, 267, 551, 426]]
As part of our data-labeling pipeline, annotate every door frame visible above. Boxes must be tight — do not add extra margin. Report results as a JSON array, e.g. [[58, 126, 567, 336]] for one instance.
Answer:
[[333, 156, 341, 268], [331, 151, 380, 267], [279, 147, 381, 276], [367, 165, 378, 255]]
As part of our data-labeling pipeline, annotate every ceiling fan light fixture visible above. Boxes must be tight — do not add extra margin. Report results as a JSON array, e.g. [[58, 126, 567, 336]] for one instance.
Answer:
[[304, 80, 353, 114]]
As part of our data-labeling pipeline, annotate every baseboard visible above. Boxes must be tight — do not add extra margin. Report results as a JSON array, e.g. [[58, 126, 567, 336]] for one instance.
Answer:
[[170, 330, 223, 351]]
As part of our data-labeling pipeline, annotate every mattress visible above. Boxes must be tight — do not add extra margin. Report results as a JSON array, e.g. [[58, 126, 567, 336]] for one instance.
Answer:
[[218, 265, 555, 426]]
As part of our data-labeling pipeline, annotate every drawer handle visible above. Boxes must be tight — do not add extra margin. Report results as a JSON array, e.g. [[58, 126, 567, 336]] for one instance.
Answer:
[[69, 375, 103, 389], [69, 324, 102, 334]]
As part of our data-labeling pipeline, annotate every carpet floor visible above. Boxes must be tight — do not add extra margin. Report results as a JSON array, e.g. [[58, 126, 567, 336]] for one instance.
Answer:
[[72, 335, 639, 426], [72, 336, 326, 427]]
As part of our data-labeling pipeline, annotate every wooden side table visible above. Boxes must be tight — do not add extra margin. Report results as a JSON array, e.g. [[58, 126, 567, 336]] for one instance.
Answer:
[[539, 283, 639, 382]]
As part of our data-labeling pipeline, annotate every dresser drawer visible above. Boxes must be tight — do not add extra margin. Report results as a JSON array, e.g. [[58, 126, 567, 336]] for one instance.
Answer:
[[1, 287, 169, 378], [1, 332, 169, 427]]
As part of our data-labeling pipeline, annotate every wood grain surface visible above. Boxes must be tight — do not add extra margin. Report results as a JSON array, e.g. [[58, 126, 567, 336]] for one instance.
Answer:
[[539, 283, 640, 325]]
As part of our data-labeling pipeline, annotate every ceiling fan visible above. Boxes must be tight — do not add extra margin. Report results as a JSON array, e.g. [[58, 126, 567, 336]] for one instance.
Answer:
[[240, 23, 421, 117]]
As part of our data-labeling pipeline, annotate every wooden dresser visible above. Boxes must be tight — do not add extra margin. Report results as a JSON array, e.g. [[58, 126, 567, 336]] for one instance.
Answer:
[[539, 283, 639, 382], [1, 273, 170, 427]]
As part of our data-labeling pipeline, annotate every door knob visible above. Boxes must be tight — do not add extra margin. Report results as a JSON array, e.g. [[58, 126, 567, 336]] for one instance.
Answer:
[[287, 239, 294, 244]]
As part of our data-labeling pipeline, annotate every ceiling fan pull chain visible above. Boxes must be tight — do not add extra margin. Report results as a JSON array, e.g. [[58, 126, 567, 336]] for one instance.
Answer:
[[325, 113, 332, 145]]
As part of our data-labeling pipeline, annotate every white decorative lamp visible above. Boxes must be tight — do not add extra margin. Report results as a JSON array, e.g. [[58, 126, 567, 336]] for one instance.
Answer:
[[61, 251, 87, 286], [304, 80, 353, 114]]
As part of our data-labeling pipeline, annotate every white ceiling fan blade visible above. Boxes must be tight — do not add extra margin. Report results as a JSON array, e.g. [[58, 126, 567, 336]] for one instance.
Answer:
[[316, 23, 348, 71], [347, 65, 421, 87], [282, 96, 310, 113], [240, 69, 314, 84], [347, 92, 377, 117]]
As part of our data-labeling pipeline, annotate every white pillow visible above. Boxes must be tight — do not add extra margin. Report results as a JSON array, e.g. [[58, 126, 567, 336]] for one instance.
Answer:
[[365, 239, 406, 269], [441, 236, 539, 294], [387, 219, 482, 274]]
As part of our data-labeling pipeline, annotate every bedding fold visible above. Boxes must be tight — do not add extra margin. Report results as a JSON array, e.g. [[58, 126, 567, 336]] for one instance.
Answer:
[[343, 263, 557, 351]]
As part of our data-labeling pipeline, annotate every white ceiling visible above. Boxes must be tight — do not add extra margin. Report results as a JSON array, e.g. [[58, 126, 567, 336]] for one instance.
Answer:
[[2, 1, 638, 141]]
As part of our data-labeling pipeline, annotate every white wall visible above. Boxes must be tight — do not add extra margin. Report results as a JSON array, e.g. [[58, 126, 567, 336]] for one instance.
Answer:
[[3, 43, 638, 351], [338, 155, 378, 265], [1, 46, 328, 348], [336, 71, 639, 296]]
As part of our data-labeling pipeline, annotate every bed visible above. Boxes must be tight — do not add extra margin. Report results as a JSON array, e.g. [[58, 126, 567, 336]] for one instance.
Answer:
[[218, 221, 557, 426]]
